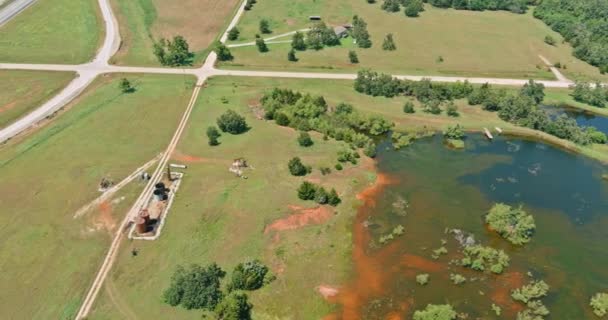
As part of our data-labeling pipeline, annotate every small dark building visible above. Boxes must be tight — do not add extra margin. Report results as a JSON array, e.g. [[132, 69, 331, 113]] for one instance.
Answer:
[[309, 15, 321, 21]]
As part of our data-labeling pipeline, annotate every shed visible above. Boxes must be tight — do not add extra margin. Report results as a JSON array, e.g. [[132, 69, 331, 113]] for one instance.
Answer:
[[334, 26, 348, 38], [309, 15, 321, 21]]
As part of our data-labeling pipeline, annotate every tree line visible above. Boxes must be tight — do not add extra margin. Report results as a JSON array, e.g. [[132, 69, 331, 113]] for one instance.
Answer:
[[354, 69, 608, 146]]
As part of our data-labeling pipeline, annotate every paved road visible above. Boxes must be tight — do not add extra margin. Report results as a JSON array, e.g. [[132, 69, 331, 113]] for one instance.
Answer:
[[0, 0, 37, 26]]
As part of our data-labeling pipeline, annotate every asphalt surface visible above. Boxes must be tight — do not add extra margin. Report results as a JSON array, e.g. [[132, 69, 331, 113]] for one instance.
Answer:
[[0, 0, 37, 26]]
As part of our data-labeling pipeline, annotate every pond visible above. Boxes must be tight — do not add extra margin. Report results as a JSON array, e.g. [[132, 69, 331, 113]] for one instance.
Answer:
[[330, 135, 608, 319], [542, 104, 608, 134]]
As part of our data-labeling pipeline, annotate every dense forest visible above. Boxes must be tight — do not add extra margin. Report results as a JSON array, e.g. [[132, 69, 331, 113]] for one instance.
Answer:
[[534, 0, 608, 74]]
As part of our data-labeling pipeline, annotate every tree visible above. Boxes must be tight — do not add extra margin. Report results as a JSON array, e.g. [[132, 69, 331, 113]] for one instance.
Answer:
[[403, 101, 415, 113], [298, 131, 314, 147], [404, 0, 424, 17], [153, 36, 193, 66], [381, 0, 400, 12], [486, 203, 536, 245], [590, 292, 608, 317], [228, 27, 240, 41], [446, 101, 459, 117], [382, 33, 396, 51], [288, 49, 297, 62], [227, 260, 270, 291], [348, 50, 359, 63], [259, 19, 271, 34], [363, 141, 377, 158], [413, 304, 457, 320], [215, 292, 252, 320], [215, 43, 233, 61], [520, 80, 545, 104], [423, 99, 442, 114], [306, 22, 340, 49], [327, 188, 341, 206], [255, 37, 268, 52], [511, 280, 550, 303], [288, 157, 309, 176], [443, 124, 465, 140], [274, 112, 290, 126], [544, 35, 556, 46], [217, 110, 248, 134], [119, 78, 133, 93], [314, 187, 329, 204], [206, 126, 221, 146], [297, 181, 317, 200], [163, 263, 226, 310], [352, 15, 372, 48], [291, 31, 306, 50], [244, 0, 256, 10], [416, 274, 430, 285]]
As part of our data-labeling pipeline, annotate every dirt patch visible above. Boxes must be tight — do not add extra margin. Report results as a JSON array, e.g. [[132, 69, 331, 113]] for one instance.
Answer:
[[171, 150, 224, 164], [490, 271, 525, 315], [356, 173, 398, 207], [0, 101, 17, 114], [401, 254, 444, 273], [264, 205, 334, 233], [317, 285, 339, 301], [92, 200, 117, 233]]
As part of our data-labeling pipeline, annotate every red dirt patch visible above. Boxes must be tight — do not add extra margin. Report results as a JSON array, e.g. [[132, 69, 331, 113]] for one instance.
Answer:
[[490, 271, 525, 315], [401, 254, 444, 273], [172, 151, 207, 163], [0, 101, 17, 114], [93, 200, 117, 233], [318, 285, 340, 301], [264, 206, 333, 233]]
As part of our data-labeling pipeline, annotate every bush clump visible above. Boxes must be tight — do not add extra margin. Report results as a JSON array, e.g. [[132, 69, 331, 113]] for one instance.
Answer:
[[227, 260, 272, 291], [163, 263, 226, 310], [449, 273, 466, 285], [217, 110, 248, 134], [298, 131, 314, 147], [214, 292, 252, 320], [297, 182, 340, 206], [288, 157, 310, 176], [590, 292, 608, 317], [512, 280, 550, 303], [486, 203, 536, 245], [416, 273, 430, 285], [461, 244, 510, 274], [413, 304, 457, 320]]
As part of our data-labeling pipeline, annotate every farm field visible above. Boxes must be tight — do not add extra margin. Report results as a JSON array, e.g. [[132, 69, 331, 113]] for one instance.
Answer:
[[224, 2, 607, 81], [87, 76, 608, 319], [0, 73, 195, 319], [0, 70, 75, 129], [109, 0, 240, 66], [0, 0, 102, 64]]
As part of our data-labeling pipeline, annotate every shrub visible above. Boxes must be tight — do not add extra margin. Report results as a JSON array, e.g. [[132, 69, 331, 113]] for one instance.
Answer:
[[259, 19, 271, 34], [274, 112, 290, 126], [327, 188, 341, 206], [461, 245, 510, 274], [215, 43, 233, 61], [511, 280, 550, 303], [544, 35, 556, 46], [335, 163, 343, 171], [163, 263, 226, 310], [413, 304, 457, 320], [288, 49, 297, 62], [446, 101, 459, 117], [349, 50, 359, 63], [217, 110, 248, 134], [298, 132, 314, 147], [153, 36, 193, 66], [486, 203, 536, 245], [291, 31, 306, 50], [363, 141, 377, 158], [227, 27, 240, 41], [404, 0, 424, 17], [227, 260, 270, 291], [416, 273, 430, 285], [297, 181, 317, 200], [403, 101, 415, 113], [314, 187, 329, 204], [256, 37, 268, 52], [119, 78, 134, 93], [590, 292, 608, 317], [443, 124, 465, 140], [206, 126, 221, 146], [382, 33, 396, 51], [214, 292, 252, 320], [449, 273, 466, 285], [288, 157, 310, 176]]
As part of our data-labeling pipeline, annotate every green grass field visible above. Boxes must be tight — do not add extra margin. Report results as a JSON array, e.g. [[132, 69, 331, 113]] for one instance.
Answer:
[[0, 70, 75, 129], [224, 2, 607, 81], [86, 76, 608, 319], [0, 0, 102, 64], [0, 73, 195, 319], [109, 0, 240, 66]]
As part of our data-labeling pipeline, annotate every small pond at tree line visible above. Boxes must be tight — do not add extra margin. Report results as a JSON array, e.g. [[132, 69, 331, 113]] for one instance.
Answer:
[[542, 104, 608, 135], [330, 135, 608, 319]]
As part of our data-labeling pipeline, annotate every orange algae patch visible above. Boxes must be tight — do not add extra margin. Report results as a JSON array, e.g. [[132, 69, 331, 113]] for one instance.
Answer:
[[401, 254, 444, 273], [264, 206, 333, 233], [491, 271, 525, 315]]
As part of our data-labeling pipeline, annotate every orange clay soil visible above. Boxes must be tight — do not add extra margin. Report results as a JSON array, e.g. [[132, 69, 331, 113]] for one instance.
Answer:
[[264, 205, 334, 233]]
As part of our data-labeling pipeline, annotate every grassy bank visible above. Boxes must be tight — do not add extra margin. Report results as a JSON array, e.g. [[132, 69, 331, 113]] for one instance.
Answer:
[[109, 0, 240, 66], [0, 0, 102, 64], [225, 2, 606, 81], [0, 70, 75, 129], [0, 73, 195, 319]]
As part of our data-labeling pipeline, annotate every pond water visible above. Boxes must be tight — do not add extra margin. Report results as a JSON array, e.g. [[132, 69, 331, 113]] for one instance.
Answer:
[[329, 135, 608, 319], [542, 104, 608, 134]]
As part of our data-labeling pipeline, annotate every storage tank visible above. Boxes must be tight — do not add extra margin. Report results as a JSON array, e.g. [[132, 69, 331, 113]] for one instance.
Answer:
[[135, 217, 147, 234], [139, 209, 150, 223]]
